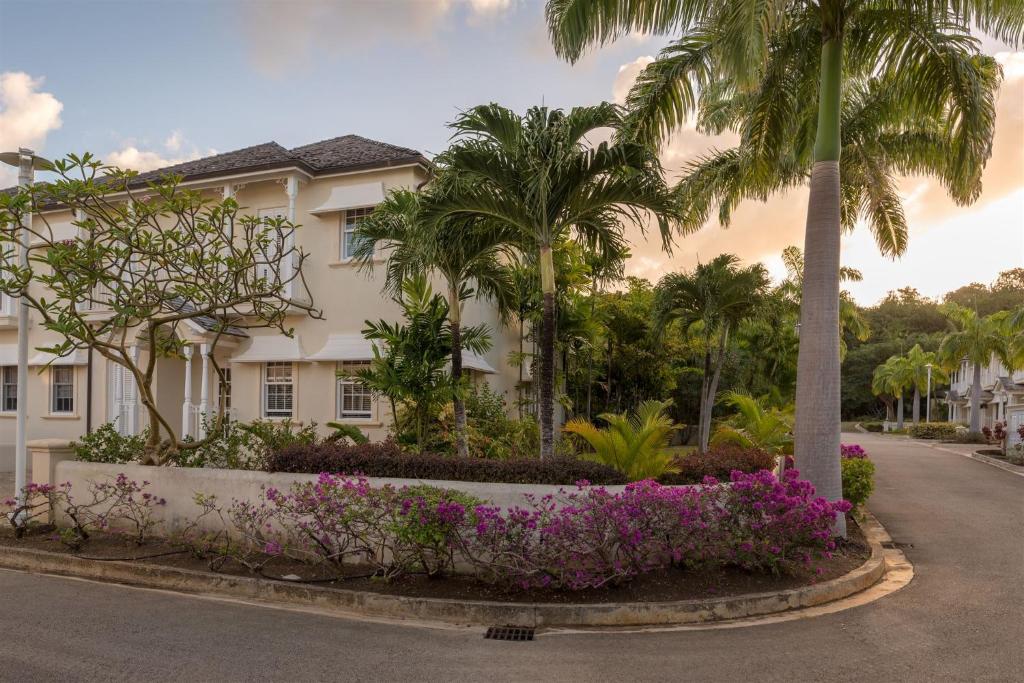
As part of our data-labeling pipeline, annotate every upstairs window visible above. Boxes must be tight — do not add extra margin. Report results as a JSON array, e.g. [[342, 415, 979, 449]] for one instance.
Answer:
[[341, 207, 374, 260]]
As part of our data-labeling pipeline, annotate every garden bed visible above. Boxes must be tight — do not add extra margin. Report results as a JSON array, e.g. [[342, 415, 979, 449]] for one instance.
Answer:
[[0, 514, 869, 606]]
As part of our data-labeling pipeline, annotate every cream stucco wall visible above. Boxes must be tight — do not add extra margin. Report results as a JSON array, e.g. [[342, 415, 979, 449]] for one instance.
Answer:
[[0, 162, 526, 469]]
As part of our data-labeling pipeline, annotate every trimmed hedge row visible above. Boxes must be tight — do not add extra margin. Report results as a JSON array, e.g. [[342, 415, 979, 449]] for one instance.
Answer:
[[908, 422, 958, 440], [660, 445, 777, 485], [266, 440, 628, 485]]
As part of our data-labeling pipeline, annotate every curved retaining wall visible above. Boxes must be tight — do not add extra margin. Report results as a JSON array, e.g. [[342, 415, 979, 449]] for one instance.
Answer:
[[54, 461, 646, 534]]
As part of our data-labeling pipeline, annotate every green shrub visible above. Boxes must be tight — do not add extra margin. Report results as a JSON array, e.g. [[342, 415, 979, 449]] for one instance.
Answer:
[[172, 418, 321, 470], [951, 429, 988, 444], [908, 422, 958, 440], [861, 422, 884, 433], [426, 384, 541, 460], [72, 422, 146, 464], [841, 457, 876, 509]]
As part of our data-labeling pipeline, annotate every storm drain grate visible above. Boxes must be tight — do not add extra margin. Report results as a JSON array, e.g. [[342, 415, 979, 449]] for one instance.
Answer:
[[881, 541, 914, 549], [484, 626, 535, 642]]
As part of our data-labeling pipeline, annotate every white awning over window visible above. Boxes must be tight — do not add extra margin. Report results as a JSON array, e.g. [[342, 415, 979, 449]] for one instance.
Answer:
[[28, 349, 89, 366], [0, 345, 16, 365], [461, 350, 497, 374], [231, 335, 306, 363], [306, 334, 378, 362], [308, 182, 384, 215]]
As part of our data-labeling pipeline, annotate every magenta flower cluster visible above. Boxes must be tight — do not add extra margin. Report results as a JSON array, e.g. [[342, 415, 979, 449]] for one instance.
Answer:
[[840, 444, 868, 459], [237, 469, 849, 591]]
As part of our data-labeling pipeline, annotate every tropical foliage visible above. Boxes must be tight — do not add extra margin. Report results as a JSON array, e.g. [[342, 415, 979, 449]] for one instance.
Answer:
[[564, 400, 679, 480], [710, 391, 794, 455]]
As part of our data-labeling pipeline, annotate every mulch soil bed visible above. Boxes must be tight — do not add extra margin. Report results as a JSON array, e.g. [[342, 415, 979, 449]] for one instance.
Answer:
[[0, 514, 869, 605]]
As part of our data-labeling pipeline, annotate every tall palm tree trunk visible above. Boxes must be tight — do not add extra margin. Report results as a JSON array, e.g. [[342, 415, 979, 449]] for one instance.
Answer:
[[795, 37, 846, 536], [700, 327, 730, 452], [449, 288, 469, 459], [698, 348, 712, 453], [912, 386, 921, 425], [539, 246, 556, 459], [896, 393, 905, 430], [970, 362, 982, 433]]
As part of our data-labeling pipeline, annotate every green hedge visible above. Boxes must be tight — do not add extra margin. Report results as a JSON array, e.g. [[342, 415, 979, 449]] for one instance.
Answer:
[[908, 422, 958, 440]]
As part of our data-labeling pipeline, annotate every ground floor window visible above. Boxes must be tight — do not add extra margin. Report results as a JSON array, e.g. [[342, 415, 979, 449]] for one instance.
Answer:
[[336, 362, 372, 419], [262, 362, 293, 418], [1, 366, 15, 412], [50, 366, 74, 414]]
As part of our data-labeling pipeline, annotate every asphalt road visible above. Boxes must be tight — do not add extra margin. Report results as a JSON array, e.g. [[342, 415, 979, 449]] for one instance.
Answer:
[[0, 433, 1021, 682]]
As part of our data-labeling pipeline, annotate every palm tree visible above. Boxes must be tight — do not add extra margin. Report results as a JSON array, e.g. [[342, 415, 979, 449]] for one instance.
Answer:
[[904, 344, 948, 426], [359, 274, 491, 447], [546, 1, 1015, 533], [779, 246, 869, 360], [872, 355, 912, 430], [352, 188, 513, 458], [653, 254, 770, 453], [938, 304, 1011, 433], [564, 399, 679, 480], [710, 391, 794, 455], [424, 103, 680, 459]]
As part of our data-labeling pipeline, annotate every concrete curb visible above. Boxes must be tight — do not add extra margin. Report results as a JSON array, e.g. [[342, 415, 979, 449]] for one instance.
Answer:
[[0, 530, 887, 628], [917, 441, 1024, 478]]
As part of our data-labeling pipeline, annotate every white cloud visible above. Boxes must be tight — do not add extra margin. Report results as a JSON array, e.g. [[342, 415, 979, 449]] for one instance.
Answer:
[[106, 132, 216, 172], [0, 72, 63, 186], [243, 0, 519, 76]]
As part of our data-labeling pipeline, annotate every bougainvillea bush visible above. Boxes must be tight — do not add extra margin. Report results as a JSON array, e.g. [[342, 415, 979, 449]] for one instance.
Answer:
[[201, 469, 850, 591], [840, 444, 868, 459]]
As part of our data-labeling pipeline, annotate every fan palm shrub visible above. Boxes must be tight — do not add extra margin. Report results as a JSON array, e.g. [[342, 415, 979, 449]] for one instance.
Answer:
[[564, 399, 679, 480], [546, 0, 1018, 535], [872, 355, 914, 430], [424, 102, 680, 459], [711, 391, 794, 455]]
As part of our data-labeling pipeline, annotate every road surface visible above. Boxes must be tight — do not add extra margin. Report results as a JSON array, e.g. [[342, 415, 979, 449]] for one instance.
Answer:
[[1, 433, 1021, 682]]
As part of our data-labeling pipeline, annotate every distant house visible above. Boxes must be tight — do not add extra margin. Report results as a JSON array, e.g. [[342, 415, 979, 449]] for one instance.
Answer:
[[946, 355, 1024, 443], [0, 136, 524, 470]]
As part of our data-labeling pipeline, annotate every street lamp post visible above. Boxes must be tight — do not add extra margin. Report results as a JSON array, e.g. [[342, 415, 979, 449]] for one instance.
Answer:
[[925, 363, 933, 423], [0, 148, 51, 513]]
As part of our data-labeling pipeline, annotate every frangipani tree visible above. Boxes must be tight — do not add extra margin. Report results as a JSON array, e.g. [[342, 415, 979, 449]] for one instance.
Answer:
[[547, 0, 1017, 533], [0, 155, 320, 465]]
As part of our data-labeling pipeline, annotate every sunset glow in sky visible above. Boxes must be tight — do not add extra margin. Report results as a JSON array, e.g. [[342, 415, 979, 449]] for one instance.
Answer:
[[1, 0, 1020, 304]]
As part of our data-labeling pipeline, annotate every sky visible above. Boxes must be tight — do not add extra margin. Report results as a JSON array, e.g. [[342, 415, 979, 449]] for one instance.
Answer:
[[0, 0, 1021, 305]]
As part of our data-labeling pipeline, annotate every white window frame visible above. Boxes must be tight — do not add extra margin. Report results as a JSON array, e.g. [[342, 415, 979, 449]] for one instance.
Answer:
[[262, 362, 294, 419], [50, 366, 75, 415], [340, 206, 374, 261], [1, 366, 16, 413], [336, 362, 373, 420]]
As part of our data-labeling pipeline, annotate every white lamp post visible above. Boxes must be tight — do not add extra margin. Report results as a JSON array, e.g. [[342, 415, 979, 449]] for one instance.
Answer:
[[925, 363, 933, 423], [0, 148, 52, 512]]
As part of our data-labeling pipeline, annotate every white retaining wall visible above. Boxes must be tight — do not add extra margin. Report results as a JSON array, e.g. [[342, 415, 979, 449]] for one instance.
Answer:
[[54, 461, 640, 535]]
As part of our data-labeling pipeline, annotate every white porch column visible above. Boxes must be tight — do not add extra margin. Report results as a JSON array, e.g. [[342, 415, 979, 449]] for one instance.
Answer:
[[128, 345, 139, 435], [198, 343, 209, 439], [284, 176, 298, 297], [181, 345, 193, 438], [223, 183, 235, 242]]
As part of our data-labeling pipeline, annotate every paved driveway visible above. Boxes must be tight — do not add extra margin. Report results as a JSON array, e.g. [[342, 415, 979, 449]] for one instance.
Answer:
[[0, 433, 1021, 682]]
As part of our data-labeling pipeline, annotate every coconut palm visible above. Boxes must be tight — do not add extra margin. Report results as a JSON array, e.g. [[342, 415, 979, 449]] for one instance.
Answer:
[[352, 188, 514, 458], [904, 344, 948, 426], [546, 0, 1015, 533], [653, 254, 770, 453], [424, 102, 680, 459], [939, 304, 1012, 433], [872, 355, 913, 430], [564, 399, 679, 480]]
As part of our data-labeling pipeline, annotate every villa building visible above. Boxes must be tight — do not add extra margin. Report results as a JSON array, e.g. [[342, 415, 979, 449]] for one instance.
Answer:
[[946, 355, 1024, 444], [0, 136, 525, 471]]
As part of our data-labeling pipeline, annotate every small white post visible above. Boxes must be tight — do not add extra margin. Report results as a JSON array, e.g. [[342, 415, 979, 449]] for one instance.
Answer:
[[198, 343, 209, 439], [181, 345, 193, 438], [925, 363, 932, 423]]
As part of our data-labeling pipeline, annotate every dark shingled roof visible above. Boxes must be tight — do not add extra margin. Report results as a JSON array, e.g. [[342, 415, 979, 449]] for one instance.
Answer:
[[2, 134, 428, 195], [168, 297, 248, 338]]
